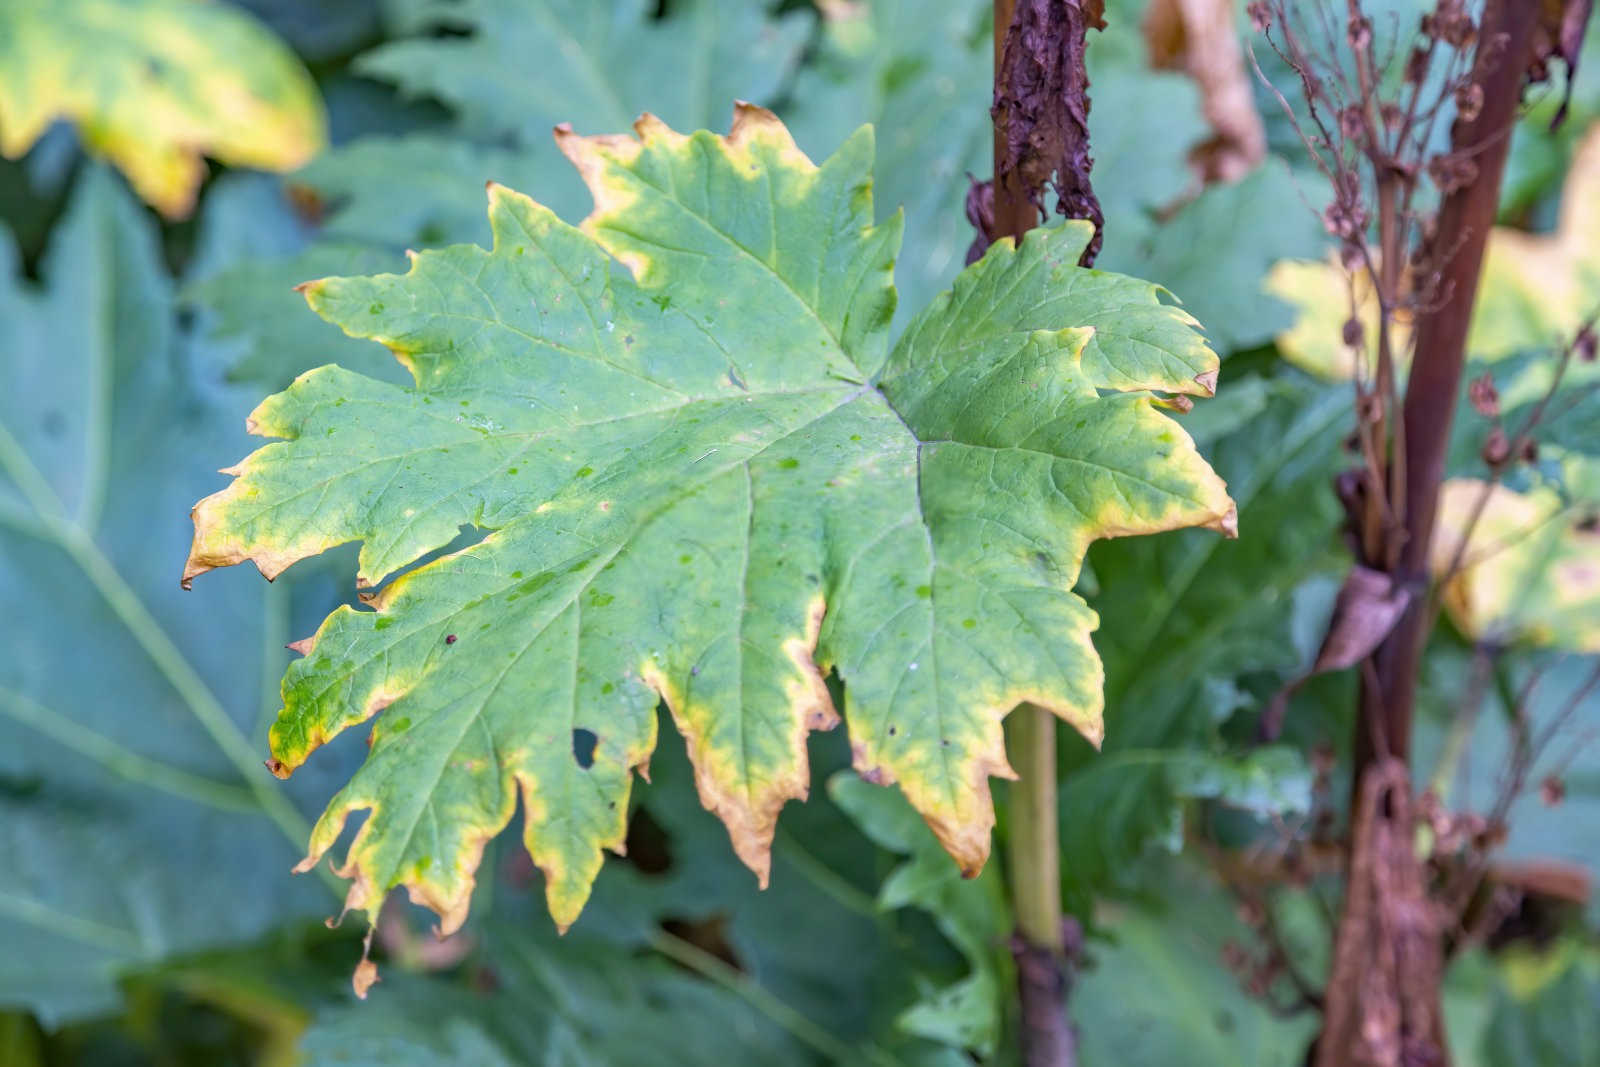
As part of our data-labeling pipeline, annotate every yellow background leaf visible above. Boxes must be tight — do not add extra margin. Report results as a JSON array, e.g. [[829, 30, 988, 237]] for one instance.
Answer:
[[1432, 479, 1600, 652], [0, 0, 325, 217]]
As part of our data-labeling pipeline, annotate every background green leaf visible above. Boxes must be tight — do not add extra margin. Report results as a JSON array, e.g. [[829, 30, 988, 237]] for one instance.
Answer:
[[0, 167, 338, 1024]]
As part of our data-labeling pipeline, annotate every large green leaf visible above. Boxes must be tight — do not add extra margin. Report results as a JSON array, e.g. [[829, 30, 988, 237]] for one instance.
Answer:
[[1419, 649, 1600, 925], [1073, 865, 1318, 1065], [0, 0, 325, 217], [297, 927, 814, 1067], [1479, 944, 1600, 1066], [356, 0, 809, 146], [502, 723, 978, 1063], [183, 109, 1234, 945], [1432, 480, 1600, 653], [1472, 123, 1600, 361], [1057, 375, 1348, 907], [1106, 163, 1331, 355], [0, 168, 335, 1026], [193, 0, 808, 387], [829, 769, 1011, 1056], [187, 136, 556, 389], [781, 0, 992, 329]]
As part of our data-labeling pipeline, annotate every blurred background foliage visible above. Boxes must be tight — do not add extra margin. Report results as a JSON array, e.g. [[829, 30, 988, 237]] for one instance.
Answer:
[[0, 0, 1596, 1063]]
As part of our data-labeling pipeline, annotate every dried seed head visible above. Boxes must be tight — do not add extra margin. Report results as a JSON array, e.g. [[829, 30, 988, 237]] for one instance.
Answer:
[[1442, 15, 1477, 50], [1428, 151, 1479, 195], [1347, 15, 1373, 50], [1405, 46, 1431, 84], [1247, 0, 1272, 32], [1323, 187, 1369, 241], [1342, 316, 1365, 349], [1301, 70, 1326, 105], [1423, 0, 1477, 47], [1482, 426, 1511, 466], [1540, 775, 1565, 807], [1577, 323, 1597, 362], [1339, 104, 1365, 141], [1311, 743, 1336, 778], [1455, 82, 1484, 123], [1467, 372, 1499, 417], [1418, 788, 1445, 830]]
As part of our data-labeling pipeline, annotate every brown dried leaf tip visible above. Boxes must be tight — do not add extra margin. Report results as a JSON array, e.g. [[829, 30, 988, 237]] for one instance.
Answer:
[[993, 0, 1108, 266]]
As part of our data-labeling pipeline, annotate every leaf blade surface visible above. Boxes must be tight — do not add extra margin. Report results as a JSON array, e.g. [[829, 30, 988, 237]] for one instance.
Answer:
[[185, 109, 1235, 936]]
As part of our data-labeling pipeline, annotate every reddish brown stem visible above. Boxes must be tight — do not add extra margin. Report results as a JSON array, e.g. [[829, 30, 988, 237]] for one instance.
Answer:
[[1323, 4, 1540, 1065], [1358, 0, 1539, 766], [994, 0, 1042, 242]]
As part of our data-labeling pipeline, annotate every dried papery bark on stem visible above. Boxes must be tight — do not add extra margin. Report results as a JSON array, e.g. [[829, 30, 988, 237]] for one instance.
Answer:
[[974, 0, 1106, 266], [1314, 760, 1448, 1067]]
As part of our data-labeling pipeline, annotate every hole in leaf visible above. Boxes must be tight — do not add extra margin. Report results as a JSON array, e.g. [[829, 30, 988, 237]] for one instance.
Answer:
[[624, 805, 673, 875], [571, 728, 598, 769], [662, 915, 741, 971]]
